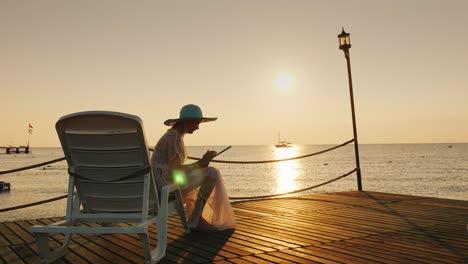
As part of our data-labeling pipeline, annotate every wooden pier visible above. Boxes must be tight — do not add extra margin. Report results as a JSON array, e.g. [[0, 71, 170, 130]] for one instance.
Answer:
[[1, 191, 467, 263], [0, 146, 29, 154]]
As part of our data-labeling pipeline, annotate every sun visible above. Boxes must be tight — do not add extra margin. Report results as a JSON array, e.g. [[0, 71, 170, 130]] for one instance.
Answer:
[[274, 72, 294, 90]]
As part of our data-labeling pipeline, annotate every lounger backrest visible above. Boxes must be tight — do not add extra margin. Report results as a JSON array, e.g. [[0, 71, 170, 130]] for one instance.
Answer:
[[56, 111, 157, 213]]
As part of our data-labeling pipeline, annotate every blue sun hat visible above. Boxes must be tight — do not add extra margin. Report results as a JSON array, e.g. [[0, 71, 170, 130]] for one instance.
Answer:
[[164, 104, 217, 126]]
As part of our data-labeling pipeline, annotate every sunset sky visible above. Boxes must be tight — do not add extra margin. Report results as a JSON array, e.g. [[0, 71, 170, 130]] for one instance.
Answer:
[[2, 0, 467, 147]]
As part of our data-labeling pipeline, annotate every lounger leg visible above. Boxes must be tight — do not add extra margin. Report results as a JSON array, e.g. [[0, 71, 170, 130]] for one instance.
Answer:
[[35, 232, 70, 264], [36, 233, 51, 264], [154, 217, 168, 263], [62, 233, 72, 247], [139, 228, 166, 264], [143, 199, 171, 264], [138, 232, 153, 263]]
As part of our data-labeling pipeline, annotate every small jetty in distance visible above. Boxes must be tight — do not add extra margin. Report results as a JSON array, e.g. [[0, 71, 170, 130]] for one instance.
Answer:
[[1, 123, 34, 154], [0, 145, 30, 154]]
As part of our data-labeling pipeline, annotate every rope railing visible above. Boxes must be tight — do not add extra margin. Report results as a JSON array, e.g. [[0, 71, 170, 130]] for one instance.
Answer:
[[0, 157, 66, 175], [0, 194, 68, 213], [230, 168, 357, 200], [1, 139, 354, 175], [0, 139, 357, 211], [190, 139, 354, 164]]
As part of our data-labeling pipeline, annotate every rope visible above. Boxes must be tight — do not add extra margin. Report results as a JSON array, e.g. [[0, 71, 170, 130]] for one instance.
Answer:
[[0, 157, 66, 175], [68, 166, 150, 183], [229, 168, 357, 200], [0, 194, 68, 213], [188, 139, 355, 164]]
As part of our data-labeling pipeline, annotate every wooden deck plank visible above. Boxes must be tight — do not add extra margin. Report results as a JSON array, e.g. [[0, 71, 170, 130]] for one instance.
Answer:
[[0, 191, 467, 263], [164, 224, 251, 261], [330, 240, 442, 264], [270, 250, 340, 264], [0, 223, 23, 246], [165, 231, 240, 260], [6, 245, 37, 264], [0, 234, 9, 248], [0, 246, 24, 264], [302, 245, 388, 263], [3, 222, 35, 245], [318, 242, 404, 264], [231, 229, 301, 249], [238, 255, 285, 264], [212, 260, 233, 264], [237, 218, 330, 244], [360, 235, 464, 263], [345, 237, 453, 263], [259, 250, 329, 264], [239, 252, 298, 264], [167, 226, 251, 257], [221, 257, 254, 264], [384, 231, 466, 254], [249, 215, 361, 240]]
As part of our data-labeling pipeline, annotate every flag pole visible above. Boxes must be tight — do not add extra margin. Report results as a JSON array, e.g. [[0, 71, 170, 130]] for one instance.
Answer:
[[27, 124, 33, 147]]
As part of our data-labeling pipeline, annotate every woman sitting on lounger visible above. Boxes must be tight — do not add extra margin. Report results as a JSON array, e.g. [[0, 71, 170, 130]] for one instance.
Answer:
[[151, 104, 236, 231]]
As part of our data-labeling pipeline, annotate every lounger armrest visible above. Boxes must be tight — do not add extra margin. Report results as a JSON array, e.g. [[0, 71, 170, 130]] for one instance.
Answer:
[[160, 183, 183, 215], [162, 183, 181, 193], [161, 184, 183, 202], [162, 184, 180, 192]]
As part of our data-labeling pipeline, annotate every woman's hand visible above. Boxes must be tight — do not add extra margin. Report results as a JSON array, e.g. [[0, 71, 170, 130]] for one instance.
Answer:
[[200, 150, 217, 168], [203, 150, 217, 160]]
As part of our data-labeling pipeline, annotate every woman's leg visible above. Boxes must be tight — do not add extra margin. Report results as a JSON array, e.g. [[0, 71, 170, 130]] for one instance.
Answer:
[[188, 167, 220, 226]]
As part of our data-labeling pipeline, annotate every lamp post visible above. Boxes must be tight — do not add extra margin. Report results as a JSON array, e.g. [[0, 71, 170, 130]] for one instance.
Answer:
[[338, 28, 362, 191]]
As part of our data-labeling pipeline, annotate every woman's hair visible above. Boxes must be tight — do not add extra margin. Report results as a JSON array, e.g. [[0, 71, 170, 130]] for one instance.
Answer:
[[172, 121, 185, 132], [171, 119, 201, 133]]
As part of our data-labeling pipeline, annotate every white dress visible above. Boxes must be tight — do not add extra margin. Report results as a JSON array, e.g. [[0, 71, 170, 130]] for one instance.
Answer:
[[151, 129, 236, 231]]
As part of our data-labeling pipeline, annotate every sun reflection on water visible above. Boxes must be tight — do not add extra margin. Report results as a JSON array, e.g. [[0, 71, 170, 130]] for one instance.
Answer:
[[274, 146, 299, 194]]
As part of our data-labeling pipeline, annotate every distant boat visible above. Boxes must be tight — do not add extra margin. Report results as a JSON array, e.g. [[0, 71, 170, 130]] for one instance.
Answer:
[[275, 141, 292, 148], [275, 133, 292, 148]]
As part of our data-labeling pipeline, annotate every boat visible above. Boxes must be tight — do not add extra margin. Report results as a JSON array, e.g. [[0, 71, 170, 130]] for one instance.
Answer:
[[275, 133, 292, 148], [275, 141, 292, 148]]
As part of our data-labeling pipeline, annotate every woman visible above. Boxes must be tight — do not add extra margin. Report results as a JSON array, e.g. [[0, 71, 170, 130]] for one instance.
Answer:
[[151, 104, 236, 231]]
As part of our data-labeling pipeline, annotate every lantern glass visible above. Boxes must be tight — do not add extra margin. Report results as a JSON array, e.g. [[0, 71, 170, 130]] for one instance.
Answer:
[[340, 35, 350, 46], [338, 29, 351, 50]]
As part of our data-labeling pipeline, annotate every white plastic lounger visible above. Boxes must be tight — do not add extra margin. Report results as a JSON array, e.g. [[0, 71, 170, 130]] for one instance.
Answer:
[[31, 111, 190, 264]]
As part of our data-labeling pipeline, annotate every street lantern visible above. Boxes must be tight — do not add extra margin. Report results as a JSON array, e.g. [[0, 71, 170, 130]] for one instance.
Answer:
[[337, 28, 362, 191], [338, 28, 351, 50]]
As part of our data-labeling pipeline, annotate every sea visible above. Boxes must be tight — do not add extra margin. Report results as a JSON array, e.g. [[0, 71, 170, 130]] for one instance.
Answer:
[[1, 143, 467, 222]]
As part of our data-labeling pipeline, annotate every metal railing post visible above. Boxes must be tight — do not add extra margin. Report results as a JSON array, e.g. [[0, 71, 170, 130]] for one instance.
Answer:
[[344, 50, 362, 191]]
